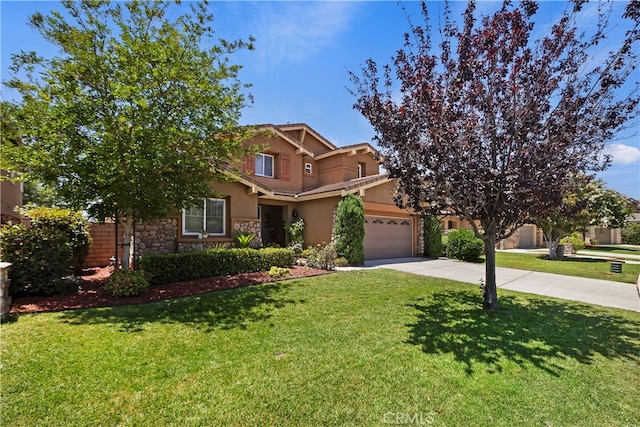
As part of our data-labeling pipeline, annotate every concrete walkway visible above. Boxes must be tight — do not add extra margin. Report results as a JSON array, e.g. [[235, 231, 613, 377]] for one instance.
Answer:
[[356, 257, 640, 313]]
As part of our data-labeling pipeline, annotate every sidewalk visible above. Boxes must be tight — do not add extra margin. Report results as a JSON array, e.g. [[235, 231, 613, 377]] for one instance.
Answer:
[[355, 257, 640, 312]]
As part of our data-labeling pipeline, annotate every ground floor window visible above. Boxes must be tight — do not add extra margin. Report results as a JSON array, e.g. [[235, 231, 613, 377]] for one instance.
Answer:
[[183, 198, 226, 236]]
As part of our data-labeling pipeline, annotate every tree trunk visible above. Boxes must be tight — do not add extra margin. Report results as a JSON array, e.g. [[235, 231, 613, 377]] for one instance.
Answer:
[[120, 214, 135, 270], [545, 234, 558, 260], [483, 232, 499, 312]]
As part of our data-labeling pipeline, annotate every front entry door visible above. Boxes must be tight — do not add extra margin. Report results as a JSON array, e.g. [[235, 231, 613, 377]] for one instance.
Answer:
[[260, 205, 286, 247]]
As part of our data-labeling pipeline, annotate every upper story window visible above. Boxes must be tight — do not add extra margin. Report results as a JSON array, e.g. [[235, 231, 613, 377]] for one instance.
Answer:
[[304, 162, 313, 175], [183, 198, 226, 236], [357, 163, 366, 178], [255, 153, 274, 178]]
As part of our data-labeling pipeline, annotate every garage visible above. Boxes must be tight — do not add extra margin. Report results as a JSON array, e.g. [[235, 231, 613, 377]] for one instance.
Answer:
[[364, 215, 414, 260], [517, 225, 536, 249]]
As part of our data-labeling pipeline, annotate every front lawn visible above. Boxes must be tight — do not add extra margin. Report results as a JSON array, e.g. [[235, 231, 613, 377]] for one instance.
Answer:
[[580, 245, 640, 256], [495, 251, 640, 284], [2, 270, 639, 426]]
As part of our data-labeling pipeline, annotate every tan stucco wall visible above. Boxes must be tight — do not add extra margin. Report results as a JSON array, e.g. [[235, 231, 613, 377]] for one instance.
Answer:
[[317, 155, 346, 186], [440, 215, 475, 232], [317, 151, 380, 185], [362, 182, 399, 206], [241, 134, 305, 193], [296, 197, 340, 247], [300, 132, 333, 154], [210, 181, 259, 220], [302, 155, 319, 191]]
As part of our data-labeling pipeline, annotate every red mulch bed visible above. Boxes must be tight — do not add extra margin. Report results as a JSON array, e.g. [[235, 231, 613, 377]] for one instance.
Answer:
[[10, 265, 330, 314]]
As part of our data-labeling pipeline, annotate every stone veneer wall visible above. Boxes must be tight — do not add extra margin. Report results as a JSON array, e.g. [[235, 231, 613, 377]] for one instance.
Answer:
[[87, 217, 263, 264], [417, 216, 424, 256], [232, 219, 262, 246], [135, 218, 178, 256], [177, 218, 261, 253]]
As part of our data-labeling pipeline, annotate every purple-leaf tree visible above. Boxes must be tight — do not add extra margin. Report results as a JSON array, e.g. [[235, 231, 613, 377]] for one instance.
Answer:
[[350, 0, 639, 311]]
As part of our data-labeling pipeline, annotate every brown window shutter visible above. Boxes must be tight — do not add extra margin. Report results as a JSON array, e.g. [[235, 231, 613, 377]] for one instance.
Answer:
[[243, 155, 255, 173], [280, 154, 290, 181]]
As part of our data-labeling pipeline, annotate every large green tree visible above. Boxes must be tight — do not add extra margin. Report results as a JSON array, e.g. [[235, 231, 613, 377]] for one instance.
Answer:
[[1, 0, 257, 269]]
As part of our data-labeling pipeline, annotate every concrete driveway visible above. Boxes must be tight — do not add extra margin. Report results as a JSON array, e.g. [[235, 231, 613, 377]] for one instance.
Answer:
[[361, 257, 640, 312]]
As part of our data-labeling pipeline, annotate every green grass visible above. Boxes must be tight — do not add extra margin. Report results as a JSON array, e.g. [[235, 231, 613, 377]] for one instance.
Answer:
[[495, 252, 640, 284], [3, 270, 640, 426], [580, 245, 640, 256]]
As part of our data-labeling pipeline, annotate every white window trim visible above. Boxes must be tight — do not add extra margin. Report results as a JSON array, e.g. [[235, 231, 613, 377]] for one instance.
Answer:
[[255, 153, 274, 178], [357, 163, 363, 178], [304, 162, 313, 175], [182, 198, 226, 236]]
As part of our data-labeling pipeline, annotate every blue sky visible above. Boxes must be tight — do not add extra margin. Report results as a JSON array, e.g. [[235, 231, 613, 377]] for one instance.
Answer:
[[2, 1, 638, 199]]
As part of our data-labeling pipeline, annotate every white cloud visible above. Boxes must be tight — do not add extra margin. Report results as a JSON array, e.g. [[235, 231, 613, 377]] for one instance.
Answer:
[[249, 2, 361, 68], [603, 143, 640, 165]]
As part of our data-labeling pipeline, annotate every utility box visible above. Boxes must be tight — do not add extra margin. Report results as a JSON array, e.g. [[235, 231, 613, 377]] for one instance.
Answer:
[[610, 261, 623, 274]]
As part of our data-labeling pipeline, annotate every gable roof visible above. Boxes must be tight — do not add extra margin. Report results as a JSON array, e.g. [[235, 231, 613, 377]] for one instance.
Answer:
[[276, 123, 337, 152], [314, 142, 380, 161], [225, 166, 391, 202], [251, 123, 381, 162], [296, 174, 391, 199], [255, 124, 315, 157]]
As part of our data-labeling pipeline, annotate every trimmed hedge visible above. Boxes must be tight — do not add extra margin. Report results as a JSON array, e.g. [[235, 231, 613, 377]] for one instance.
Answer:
[[1, 223, 74, 295], [445, 229, 484, 262], [139, 248, 296, 285]]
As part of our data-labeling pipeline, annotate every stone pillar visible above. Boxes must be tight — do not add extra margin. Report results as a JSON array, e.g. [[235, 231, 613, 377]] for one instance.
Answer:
[[0, 262, 12, 321], [232, 218, 262, 247]]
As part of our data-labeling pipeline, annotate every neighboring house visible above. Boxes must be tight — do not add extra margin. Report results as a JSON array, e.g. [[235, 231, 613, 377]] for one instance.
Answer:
[[0, 139, 23, 225], [0, 172, 23, 225], [128, 123, 421, 264], [581, 195, 638, 245], [437, 215, 545, 250]]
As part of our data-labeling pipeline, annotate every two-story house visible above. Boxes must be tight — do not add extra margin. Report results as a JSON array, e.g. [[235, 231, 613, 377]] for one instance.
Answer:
[[132, 123, 420, 261]]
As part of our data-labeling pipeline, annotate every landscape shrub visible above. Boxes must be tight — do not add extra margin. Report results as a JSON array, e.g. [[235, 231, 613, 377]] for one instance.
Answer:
[[621, 223, 640, 245], [266, 266, 291, 279], [333, 195, 365, 265], [305, 242, 338, 270], [20, 205, 92, 268], [445, 229, 484, 262], [0, 222, 74, 295], [139, 247, 295, 285], [560, 232, 586, 252], [423, 215, 443, 258], [335, 257, 349, 267], [104, 269, 149, 297], [441, 234, 449, 256], [234, 232, 255, 249], [285, 218, 305, 254]]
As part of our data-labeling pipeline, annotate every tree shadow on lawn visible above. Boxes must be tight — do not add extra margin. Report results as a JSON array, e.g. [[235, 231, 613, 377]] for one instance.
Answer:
[[59, 280, 306, 332], [406, 289, 640, 376]]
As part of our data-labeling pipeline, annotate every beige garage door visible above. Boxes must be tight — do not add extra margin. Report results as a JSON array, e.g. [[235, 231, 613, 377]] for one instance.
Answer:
[[364, 216, 413, 260], [518, 225, 536, 249]]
